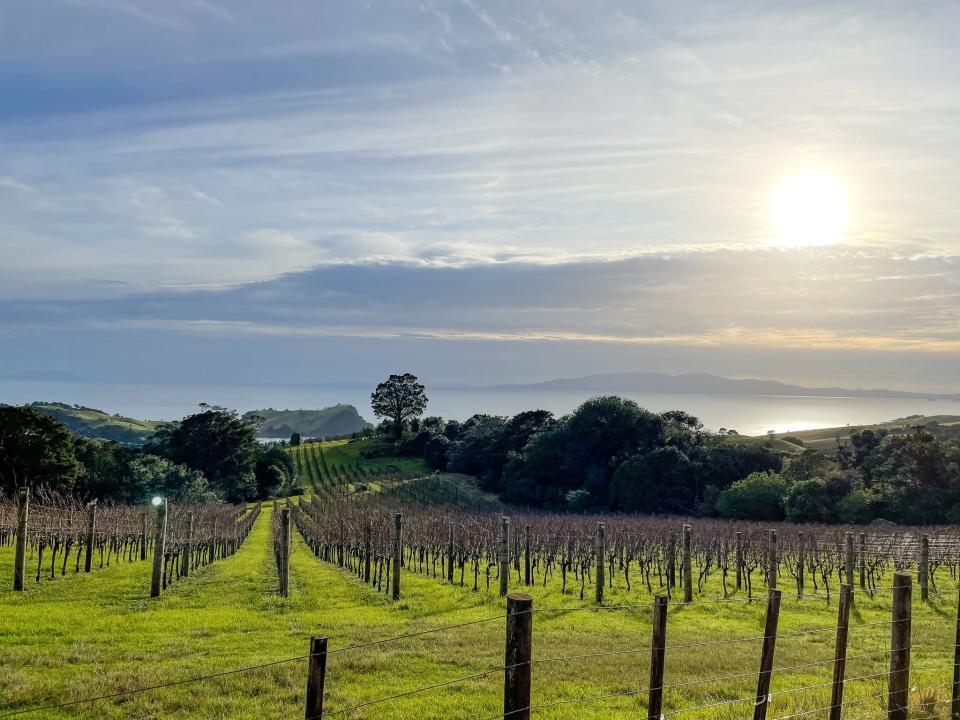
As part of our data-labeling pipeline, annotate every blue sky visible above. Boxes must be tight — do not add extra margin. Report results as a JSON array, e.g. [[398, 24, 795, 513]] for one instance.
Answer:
[[1, 1, 959, 393]]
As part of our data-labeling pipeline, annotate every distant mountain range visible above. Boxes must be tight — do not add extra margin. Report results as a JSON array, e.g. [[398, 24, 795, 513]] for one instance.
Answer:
[[491, 372, 960, 400]]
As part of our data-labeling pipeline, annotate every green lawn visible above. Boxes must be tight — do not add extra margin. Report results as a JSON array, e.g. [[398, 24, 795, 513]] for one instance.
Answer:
[[2, 505, 957, 719]]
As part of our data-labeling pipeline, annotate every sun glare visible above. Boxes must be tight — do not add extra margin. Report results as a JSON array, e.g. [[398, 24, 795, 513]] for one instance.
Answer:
[[770, 171, 848, 246]]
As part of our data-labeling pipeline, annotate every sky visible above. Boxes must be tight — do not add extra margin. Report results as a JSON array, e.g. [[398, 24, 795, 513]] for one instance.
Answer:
[[1, 0, 959, 395]]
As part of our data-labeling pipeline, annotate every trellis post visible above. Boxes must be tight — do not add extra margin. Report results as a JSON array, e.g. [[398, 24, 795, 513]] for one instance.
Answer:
[[13, 487, 29, 591], [84, 500, 97, 573], [150, 498, 168, 598]]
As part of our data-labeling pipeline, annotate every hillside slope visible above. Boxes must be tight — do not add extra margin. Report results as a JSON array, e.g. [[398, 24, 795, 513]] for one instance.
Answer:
[[770, 414, 960, 451], [245, 404, 372, 438], [26, 402, 162, 444]]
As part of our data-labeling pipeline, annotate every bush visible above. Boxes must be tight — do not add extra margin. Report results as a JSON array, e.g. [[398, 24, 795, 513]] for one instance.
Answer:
[[608, 447, 693, 514], [836, 489, 876, 524], [716, 471, 787, 520], [784, 479, 834, 523], [423, 434, 450, 471]]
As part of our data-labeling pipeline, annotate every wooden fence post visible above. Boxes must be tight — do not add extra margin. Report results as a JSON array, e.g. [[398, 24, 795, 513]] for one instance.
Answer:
[[503, 593, 533, 720], [888, 572, 912, 720], [84, 500, 97, 573], [735, 530, 743, 591], [524, 524, 532, 586], [753, 588, 782, 720], [363, 522, 372, 583], [150, 498, 168, 598], [767, 529, 777, 591], [392, 512, 402, 601], [829, 584, 853, 720], [683, 524, 693, 603], [305, 635, 328, 720], [919, 534, 929, 602], [182, 511, 194, 578], [499, 516, 510, 598], [13, 487, 29, 591], [845, 532, 854, 589], [951, 584, 960, 720], [140, 512, 147, 561], [859, 532, 866, 592], [797, 531, 805, 598], [667, 532, 676, 589], [595, 522, 606, 605], [448, 521, 456, 583], [280, 507, 290, 597], [648, 595, 668, 720]]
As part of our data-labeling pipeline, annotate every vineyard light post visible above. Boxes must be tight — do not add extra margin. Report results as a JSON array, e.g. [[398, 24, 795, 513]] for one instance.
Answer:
[[149, 496, 168, 598]]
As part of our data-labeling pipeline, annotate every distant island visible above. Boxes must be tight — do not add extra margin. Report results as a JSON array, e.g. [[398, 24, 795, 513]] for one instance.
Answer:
[[243, 405, 372, 438], [491, 372, 960, 400]]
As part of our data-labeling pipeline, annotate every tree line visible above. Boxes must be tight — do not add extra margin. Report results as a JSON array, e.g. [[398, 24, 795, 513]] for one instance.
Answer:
[[370, 373, 960, 524], [0, 405, 295, 503]]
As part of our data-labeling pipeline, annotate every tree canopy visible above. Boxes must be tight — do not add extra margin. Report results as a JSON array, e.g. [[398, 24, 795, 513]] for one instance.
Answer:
[[371, 373, 428, 441]]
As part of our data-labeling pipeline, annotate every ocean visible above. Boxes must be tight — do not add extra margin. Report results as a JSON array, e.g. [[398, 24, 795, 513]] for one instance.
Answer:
[[2, 380, 958, 437]]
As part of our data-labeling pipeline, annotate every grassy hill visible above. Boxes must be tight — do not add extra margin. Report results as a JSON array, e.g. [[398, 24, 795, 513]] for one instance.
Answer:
[[768, 414, 960, 451], [244, 405, 372, 438], [26, 401, 162, 445]]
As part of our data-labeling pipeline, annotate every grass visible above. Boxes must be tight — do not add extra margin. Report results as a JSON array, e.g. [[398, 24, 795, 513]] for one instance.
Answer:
[[2, 505, 958, 719]]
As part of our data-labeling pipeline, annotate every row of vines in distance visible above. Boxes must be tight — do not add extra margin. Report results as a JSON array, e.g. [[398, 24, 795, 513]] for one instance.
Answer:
[[292, 494, 960, 603]]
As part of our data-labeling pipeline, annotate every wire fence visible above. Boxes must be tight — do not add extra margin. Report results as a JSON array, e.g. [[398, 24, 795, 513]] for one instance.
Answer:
[[4, 570, 960, 720]]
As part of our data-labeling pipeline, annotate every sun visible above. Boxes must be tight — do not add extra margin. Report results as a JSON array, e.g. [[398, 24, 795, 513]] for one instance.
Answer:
[[770, 171, 848, 246]]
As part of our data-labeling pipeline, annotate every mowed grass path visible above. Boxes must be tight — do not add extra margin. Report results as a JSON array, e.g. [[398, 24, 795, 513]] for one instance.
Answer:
[[2, 506, 958, 719]]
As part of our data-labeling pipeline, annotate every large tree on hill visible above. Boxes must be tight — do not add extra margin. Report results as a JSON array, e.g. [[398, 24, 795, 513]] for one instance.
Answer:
[[0, 406, 84, 494], [161, 408, 259, 502], [371, 373, 428, 441]]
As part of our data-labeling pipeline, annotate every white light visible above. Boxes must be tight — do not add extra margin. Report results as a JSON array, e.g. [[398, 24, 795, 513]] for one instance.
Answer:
[[151, 496, 163, 506]]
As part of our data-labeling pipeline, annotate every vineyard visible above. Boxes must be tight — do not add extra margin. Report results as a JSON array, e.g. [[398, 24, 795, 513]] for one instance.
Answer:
[[4, 488, 960, 720], [0, 490, 260, 597], [287, 438, 426, 498]]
